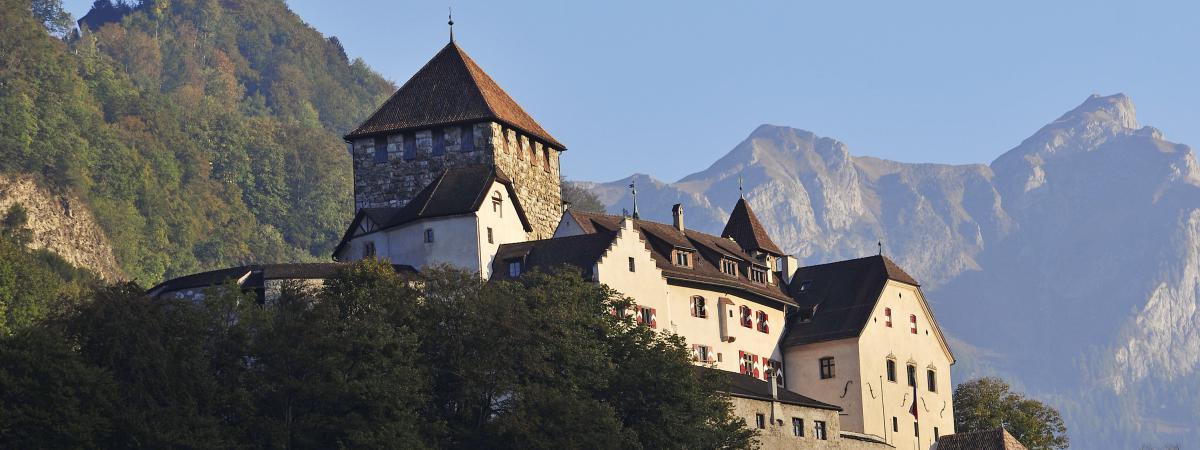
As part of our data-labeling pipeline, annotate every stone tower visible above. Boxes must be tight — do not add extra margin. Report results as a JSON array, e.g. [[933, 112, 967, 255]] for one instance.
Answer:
[[343, 41, 565, 239]]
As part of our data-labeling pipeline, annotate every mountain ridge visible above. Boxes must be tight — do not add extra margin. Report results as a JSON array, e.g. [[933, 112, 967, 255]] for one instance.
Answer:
[[588, 93, 1200, 448]]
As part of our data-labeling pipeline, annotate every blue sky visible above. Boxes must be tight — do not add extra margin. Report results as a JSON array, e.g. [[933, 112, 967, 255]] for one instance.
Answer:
[[63, 1, 1200, 183]]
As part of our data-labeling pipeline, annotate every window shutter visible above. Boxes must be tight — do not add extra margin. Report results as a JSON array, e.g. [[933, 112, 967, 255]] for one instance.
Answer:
[[690, 297, 697, 317], [650, 308, 657, 328]]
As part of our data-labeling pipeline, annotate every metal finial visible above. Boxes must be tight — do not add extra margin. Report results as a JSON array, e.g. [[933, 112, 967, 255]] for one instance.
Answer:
[[629, 180, 640, 219], [738, 173, 744, 199], [448, 7, 454, 42], [878, 241, 883, 255]]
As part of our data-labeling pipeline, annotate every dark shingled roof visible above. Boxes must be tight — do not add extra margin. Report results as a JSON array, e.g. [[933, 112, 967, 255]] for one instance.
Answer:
[[782, 255, 919, 347], [698, 366, 841, 411], [567, 210, 796, 307], [934, 428, 1029, 450], [721, 198, 784, 255], [333, 166, 531, 257], [490, 233, 618, 280], [344, 42, 563, 149], [146, 263, 417, 297]]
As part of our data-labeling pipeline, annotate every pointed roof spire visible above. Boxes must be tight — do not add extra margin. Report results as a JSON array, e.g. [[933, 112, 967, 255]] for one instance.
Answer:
[[629, 179, 640, 219], [344, 42, 563, 149], [448, 7, 454, 42], [721, 198, 783, 255]]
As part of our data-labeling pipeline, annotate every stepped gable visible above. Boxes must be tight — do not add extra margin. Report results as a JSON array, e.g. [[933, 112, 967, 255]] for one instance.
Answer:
[[721, 198, 784, 255], [491, 232, 618, 280], [782, 255, 920, 346], [345, 41, 563, 149], [333, 166, 532, 256], [567, 210, 795, 306], [934, 428, 1029, 450]]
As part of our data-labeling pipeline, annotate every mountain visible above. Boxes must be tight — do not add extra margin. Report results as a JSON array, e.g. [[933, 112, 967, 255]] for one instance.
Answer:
[[590, 94, 1200, 448], [1, 0, 393, 283]]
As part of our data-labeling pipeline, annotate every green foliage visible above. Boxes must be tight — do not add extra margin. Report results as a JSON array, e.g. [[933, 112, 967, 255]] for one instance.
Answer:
[[561, 179, 607, 213], [1, 0, 392, 284], [0, 262, 757, 449], [28, 0, 72, 37], [954, 377, 1069, 450], [1, 204, 33, 247], [0, 207, 96, 335]]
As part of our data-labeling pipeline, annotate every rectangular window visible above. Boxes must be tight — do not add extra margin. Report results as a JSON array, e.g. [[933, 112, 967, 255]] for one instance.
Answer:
[[893, 417, 898, 433], [672, 249, 693, 268], [934, 427, 940, 441], [508, 260, 521, 277], [424, 228, 435, 243], [487, 227, 494, 244], [492, 191, 503, 216], [403, 134, 416, 160], [768, 359, 784, 387], [885, 307, 893, 327], [721, 259, 737, 276], [691, 296, 707, 318], [927, 369, 937, 392], [887, 359, 897, 382], [362, 241, 376, 258], [755, 311, 769, 333], [739, 306, 753, 328], [749, 267, 766, 283], [628, 257, 636, 272], [755, 414, 765, 429], [819, 357, 835, 379], [373, 137, 388, 163], [432, 128, 445, 155], [814, 421, 827, 440], [907, 364, 917, 388], [910, 314, 918, 334], [739, 351, 758, 377], [460, 125, 474, 152], [692, 344, 712, 363], [792, 418, 804, 437], [636, 306, 657, 328]]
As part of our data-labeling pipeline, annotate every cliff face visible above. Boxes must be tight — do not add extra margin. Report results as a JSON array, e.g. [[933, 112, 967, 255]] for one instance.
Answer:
[[0, 175, 121, 281], [590, 94, 1200, 448]]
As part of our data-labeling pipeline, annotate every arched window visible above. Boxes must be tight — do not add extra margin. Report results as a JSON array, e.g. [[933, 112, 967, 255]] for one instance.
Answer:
[[491, 191, 503, 216]]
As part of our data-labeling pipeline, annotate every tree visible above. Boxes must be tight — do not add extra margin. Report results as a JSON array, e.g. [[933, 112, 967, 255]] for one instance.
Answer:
[[561, 179, 606, 213], [954, 377, 1069, 450], [29, 0, 73, 37], [0, 204, 33, 247]]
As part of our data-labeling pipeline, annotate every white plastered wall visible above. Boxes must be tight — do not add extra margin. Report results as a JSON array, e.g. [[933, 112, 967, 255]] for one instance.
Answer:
[[474, 181, 528, 278]]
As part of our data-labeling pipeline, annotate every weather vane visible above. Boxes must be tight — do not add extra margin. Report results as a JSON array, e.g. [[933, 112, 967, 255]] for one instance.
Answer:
[[628, 179, 640, 219]]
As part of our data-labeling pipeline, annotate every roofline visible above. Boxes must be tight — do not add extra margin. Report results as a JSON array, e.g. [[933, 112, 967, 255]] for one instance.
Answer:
[[344, 117, 566, 152], [721, 390, 843, 411], [665, 277, 797, 308]]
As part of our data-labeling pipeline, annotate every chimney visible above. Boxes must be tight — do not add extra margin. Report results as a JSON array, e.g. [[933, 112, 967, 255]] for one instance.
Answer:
[[780, 255, 799, 284], [672, 203, 685, 232], [770, 369, 779, 400]]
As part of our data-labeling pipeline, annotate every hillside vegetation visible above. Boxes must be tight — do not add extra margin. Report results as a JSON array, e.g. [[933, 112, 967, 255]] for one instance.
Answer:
[[1, 0, 394, 283]]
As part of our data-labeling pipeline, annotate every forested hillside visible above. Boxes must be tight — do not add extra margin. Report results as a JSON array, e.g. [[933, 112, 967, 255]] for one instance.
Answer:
[[0, 0, 394, 283]]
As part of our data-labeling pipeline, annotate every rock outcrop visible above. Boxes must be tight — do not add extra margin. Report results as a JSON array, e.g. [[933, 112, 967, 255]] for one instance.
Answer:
[[0, 175, 122, 280]]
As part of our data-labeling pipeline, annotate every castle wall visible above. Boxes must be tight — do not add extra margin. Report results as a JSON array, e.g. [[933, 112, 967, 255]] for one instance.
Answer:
[[729, 396, 840, 449], [351, 121, 562, 240]]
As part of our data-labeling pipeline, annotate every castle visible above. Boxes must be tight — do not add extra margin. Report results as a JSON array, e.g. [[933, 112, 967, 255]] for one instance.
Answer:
[[153, 39, 957, 450]]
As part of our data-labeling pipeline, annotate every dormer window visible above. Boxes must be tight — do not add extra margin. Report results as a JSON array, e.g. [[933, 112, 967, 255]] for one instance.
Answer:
[[749, 267, 766, 283], [720, 259, 737, 276], [672, 249, 693, 268], [798, 280, 812, 292], [507, 259, 522, 277]]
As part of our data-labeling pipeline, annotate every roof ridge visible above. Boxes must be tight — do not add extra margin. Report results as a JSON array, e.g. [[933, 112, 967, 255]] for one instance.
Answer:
[[451, 43, 503, 122], [414, 170, 449, 217]]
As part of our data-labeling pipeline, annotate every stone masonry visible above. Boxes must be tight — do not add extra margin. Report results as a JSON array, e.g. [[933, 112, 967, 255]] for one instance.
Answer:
[[352, 121, 563, 239]]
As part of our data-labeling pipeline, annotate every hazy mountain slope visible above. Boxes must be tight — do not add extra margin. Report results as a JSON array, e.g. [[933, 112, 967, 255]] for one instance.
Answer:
[[590, 94, 1200, 447]]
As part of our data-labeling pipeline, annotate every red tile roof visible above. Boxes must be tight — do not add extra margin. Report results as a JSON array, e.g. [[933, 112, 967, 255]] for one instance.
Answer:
[[721, 198, 784, 255], [344, 42, 563, 149]]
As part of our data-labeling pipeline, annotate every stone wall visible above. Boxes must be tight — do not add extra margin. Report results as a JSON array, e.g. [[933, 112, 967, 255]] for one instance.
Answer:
[[351, 121, 562, 239], [730, 395, 841, 450]]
